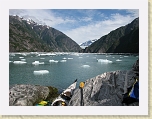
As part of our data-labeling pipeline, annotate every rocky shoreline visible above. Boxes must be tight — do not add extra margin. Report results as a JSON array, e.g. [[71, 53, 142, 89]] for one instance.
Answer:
[[9, 59, 139, 106], [69, 59, 139, 106]]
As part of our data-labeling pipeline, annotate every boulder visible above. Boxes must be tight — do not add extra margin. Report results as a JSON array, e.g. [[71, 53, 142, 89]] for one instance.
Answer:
[[69, 70, 139, 106], [9, 84, 50, 106]]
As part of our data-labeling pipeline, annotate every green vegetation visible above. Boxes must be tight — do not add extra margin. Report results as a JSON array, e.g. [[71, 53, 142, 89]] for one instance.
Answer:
[[46, 86, 59, 102]]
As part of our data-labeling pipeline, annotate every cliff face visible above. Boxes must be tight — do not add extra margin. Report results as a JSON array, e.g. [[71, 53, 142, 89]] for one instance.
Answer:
[[69, 60, 139, 106], [9, 15, 82, 52], [81, 18, 139, 53]]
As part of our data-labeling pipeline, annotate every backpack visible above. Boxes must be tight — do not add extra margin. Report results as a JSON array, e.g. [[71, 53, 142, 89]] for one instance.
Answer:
[[122, 78, 139, 105]]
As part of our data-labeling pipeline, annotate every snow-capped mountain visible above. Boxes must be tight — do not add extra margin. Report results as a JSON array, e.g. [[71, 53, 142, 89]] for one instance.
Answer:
[[79, 39, 97, 49]]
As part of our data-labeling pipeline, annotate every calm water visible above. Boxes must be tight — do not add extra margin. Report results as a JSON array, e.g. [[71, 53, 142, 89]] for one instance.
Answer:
[[9, 52, 138, 92]]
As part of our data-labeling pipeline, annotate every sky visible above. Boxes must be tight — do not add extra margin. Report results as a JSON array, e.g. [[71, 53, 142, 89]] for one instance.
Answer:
[[9, 9, 139, 44]]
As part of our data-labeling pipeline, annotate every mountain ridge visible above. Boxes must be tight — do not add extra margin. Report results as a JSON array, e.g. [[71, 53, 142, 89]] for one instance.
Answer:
[[80, 18, 139, 53], [9, 15, 82, 52]]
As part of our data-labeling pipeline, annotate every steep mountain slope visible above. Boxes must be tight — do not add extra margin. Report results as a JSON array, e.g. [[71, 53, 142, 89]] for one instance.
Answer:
[[9, 15, 82, 52], [81, 18, 139, 53]]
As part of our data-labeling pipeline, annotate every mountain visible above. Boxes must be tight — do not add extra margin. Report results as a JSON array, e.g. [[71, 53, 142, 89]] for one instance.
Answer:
[[79, 39, 97, 49], [80, 18, 139, 53], [9, 15, 82, 52]]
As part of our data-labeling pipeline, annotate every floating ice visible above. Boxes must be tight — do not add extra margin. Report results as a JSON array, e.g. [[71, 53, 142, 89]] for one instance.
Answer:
[[81, 65, 90, 68], [9, 61, 13, 63], [116, 59, 122, 61], [40, 53, 56, 56], [97, 59, 112, 63], [21, 53, 27, 56], [49, 60, 58, 63], [32, 61, 44, 65], [124, 56, 129, 57], [21, 59, 26, 61], [60, 60, 67, 62], [9, 53, 15, 56], [40, 58, 45, 59], [19, 57, 24, 59], [33, 70, 49, 75], [79, 57, 83, 58], [13, 61, 27, 64], [63, 57, 67, 59], [68, 58, 73, 59]]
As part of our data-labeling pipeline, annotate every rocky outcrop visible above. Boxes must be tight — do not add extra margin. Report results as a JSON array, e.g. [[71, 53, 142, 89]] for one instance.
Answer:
[[69, 60, 139, 106], [9, 84, 50, 106]]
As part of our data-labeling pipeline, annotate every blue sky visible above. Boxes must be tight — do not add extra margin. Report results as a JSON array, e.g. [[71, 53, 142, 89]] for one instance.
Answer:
[[9, 9, 139, 44]]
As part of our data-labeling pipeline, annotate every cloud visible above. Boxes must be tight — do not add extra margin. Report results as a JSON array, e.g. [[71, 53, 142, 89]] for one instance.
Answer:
[[9, 9, 76, 27], [126, 9, 139, 18], [64, 13, 137, 44], [9, 9, 139, 44]]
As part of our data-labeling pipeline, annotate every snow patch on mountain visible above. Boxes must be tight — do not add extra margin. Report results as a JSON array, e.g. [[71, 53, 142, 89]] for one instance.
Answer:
[[79, 39, 97, 49]]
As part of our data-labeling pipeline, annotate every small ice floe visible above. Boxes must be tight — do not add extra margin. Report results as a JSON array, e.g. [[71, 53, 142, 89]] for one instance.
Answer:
[[120, 57, 123, 58], [32, 61, 44, 65], [116, 59, 122, 61], [21, 53, 27, 56], [40, 58, 45, 59], [68, 58, 73, 59], [9, 61, 13, 63], [19, 57, 24, 59], [21, 59, 26, 61], [40, 53, 56, 56], [124, 56, 129, 57], [9, 53, 15, 57], [13, 61, 27, 64], [33, 70, 49, 75], [60, 60, 67, 62], [97, 59, 112, 63], [62, 57, 67, 59], [81, 65, 90, 68], [112, 57, 115, 58], [79, 57, 83, 58], [49, 60, 58, 63]]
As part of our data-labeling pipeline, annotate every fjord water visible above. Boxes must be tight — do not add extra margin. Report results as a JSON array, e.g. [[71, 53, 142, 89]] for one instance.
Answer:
[[9, 52, 138, 92]]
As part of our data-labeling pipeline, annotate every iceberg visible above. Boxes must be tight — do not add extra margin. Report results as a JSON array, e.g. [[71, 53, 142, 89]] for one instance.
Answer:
[[60, 60, 67, 62], [21, 59, 26, 61], [33, 70, 49, 75], [39, 53, 56, 56], [40, 58, 45, 59], [116, 59, 122, 61], [49, 60, 58, 63], [97, 59, 112, 63], [81, 65, 90, 68], [32, 61, 44, 65], [68, 58, 73, 59], [13, 61, 27, 64]]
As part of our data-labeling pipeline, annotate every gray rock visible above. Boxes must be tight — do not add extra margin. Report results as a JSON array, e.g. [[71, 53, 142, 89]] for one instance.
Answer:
[[132, 59, 139, 71], [9, 84, 50, 106], [69, 70, 139, 106]]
